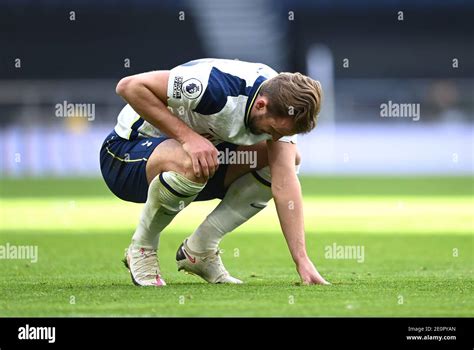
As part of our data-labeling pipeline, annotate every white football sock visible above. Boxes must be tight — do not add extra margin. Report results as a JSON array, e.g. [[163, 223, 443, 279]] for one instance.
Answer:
[[187, 166, 273, 253], [132, 171, 205, 249]]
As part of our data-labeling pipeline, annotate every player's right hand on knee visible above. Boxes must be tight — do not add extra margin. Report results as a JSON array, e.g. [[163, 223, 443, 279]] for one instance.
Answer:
[[181, 133, 219, 180]]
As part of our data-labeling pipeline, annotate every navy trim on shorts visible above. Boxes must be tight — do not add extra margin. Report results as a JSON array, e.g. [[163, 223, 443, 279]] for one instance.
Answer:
[[100, 130, 240, 203], [100, 131, 168, 203]]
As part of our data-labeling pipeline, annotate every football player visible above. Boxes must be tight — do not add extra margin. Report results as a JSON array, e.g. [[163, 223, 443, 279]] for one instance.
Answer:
[[100, 58, 328, 286]]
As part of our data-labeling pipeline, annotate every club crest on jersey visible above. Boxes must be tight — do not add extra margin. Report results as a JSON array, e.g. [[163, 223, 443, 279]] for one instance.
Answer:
[[182, 78, 203, 99]]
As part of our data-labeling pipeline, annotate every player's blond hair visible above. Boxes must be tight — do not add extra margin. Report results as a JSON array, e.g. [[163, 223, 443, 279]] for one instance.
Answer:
[[260, 72, 322, 134]]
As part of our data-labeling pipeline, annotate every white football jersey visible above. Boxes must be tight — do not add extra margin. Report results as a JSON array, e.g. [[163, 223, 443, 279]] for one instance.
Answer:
[[114, 58, 297, 145]]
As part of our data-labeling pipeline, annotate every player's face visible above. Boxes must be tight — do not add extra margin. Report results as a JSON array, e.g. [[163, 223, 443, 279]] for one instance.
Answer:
[[249, 96, 296, 140], [249, 112, 296, 141], [248, 113, 265, 135]]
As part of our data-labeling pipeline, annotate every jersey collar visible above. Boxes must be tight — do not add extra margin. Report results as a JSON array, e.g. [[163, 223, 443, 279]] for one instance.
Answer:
[[244, 76, 266, 129]]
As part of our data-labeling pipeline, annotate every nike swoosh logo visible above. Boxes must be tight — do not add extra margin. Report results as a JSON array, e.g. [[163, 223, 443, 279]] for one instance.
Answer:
[[250, 203, 266, 209], [183, 249, 196, 264]]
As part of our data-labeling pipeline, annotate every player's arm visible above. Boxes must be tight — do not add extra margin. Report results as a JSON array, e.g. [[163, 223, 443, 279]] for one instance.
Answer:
[[116, 71, 218, 179], [267, 140, 329, 285]]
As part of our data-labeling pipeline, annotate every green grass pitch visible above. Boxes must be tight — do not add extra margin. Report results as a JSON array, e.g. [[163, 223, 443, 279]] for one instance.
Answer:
[[0, 176, 472, 317]]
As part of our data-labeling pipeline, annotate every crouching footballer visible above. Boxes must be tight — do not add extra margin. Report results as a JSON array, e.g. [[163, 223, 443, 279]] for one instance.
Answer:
[[100, 58, 329, 286]]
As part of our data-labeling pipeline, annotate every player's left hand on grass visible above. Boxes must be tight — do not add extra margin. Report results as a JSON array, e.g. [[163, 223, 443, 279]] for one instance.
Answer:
[[296, 258, 330, 285]]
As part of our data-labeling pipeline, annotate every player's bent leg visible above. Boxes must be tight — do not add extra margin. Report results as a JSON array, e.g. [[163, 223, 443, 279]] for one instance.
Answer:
[[144, 138, 205, 184], [221, 142, 270, 188], [183, 165, 273, 256], [177, 142, 300, 284], [126, 139, 207, 287], [131, 139, 206, 248], [186, 142, 278, 252], [178, 142, 301, 284]]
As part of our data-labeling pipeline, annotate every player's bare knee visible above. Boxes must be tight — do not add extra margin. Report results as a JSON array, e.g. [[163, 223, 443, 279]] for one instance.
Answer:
[[180, 156, 206, 183], [146, 140, 202, 183]]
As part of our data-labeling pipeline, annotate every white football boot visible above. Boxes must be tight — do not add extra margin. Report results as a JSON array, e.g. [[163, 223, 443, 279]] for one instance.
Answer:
[[176, 239, 243, 284], [123, 244, 166, 286]]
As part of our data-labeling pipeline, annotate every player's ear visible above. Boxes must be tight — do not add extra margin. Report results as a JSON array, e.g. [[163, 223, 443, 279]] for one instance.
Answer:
[[255, 98, 266, 110]]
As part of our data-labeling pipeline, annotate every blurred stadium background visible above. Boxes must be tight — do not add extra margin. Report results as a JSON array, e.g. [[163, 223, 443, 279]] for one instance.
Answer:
[[0, 0, 472, 317], [0, 0, 472, 177]]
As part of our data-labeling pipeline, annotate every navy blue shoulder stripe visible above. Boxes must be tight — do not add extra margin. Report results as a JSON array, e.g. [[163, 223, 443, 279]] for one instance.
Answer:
[[194, 67, 252, 115]]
